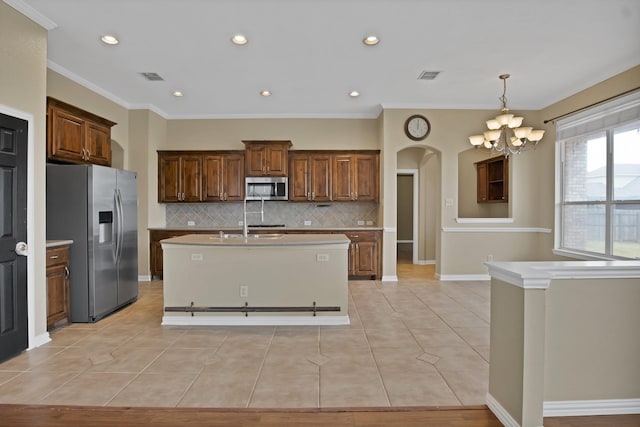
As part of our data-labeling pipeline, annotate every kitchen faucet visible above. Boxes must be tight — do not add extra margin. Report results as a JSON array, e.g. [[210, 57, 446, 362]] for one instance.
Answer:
[[243, 196, 264, 237]]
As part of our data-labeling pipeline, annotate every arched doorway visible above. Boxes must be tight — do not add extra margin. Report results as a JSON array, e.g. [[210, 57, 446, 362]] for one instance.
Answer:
[[396, 146, 440, 279]]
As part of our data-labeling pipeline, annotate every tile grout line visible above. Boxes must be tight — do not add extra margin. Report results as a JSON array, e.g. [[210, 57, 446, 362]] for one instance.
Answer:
[[102, 343, 172, 407], [402, 288, 462, 405], [174, 331, 230, 408], [245, 327, 277, 408], [316, 325, 320, 409], [349, 286, 392, 407], [381, 283, 463, 406], [405, 283, 484, 406]]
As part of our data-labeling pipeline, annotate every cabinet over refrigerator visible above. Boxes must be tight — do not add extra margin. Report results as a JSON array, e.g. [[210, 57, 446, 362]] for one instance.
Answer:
[[46, 164, 138, 322]]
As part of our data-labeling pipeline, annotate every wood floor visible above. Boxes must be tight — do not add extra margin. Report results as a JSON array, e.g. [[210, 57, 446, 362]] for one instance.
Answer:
[[0, 404, 638, 427]]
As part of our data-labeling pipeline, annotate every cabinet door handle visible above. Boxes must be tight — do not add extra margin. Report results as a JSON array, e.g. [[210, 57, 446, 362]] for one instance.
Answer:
[[311, 192, 315, 200], [64, 266, 70, 278], [219, 192, 223, 200], [351, 235, 359, 238], [49, 255, 59, 259], [224, 192, 228, 201], [86, 148, 91, 158], [307, 192, 311, 200], [355, 192, 358, 200], [182, 192, 185, 200], [81, 148, 86, 160], [177, 192, 181, 201]]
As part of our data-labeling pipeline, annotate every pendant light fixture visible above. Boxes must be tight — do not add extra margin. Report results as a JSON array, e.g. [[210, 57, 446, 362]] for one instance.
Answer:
[[468, 74, 545, 156]]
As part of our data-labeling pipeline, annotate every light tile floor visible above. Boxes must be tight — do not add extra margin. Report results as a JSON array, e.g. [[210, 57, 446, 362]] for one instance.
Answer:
[[0, 272, 490, 408]]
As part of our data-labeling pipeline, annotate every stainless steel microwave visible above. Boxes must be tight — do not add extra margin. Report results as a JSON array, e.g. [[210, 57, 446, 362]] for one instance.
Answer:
[[245, 176, 288, 200]]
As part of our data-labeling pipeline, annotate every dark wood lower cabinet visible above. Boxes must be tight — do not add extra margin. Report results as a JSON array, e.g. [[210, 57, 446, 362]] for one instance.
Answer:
[[343, 231, 380, 279], [46, 245, 71, 330], [150, 229, 382, 280]]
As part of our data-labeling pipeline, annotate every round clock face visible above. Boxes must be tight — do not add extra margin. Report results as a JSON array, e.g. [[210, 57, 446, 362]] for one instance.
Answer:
[[404, 115, 431, 141]]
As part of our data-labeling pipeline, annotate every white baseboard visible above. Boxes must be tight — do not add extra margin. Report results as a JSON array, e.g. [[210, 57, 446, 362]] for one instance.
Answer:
[[381, 275, 398, 282], [544, 398, 640, 416], [486, 393, 524, 427], [436, 274, 491, 281], [29, 332, 51, 350], [162, 315, 351, 326], [416, 259, 436, 265], [138, 275, 151, 282]]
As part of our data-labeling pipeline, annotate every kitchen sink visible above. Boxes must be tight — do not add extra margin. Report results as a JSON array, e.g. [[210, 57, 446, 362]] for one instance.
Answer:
[[211, 233, 283, 240]]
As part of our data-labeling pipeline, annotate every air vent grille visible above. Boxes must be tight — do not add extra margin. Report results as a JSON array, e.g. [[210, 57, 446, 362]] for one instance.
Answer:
[[140, 72, 164, 81], [417, 71, 440, 80]]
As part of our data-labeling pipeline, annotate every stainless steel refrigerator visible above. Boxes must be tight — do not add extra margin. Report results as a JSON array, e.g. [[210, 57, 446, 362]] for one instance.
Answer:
[[46, 164, 138, 322]]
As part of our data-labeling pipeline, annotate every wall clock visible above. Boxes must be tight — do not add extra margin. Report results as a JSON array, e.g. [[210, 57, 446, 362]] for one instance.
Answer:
[[404, 114, 431, 141]]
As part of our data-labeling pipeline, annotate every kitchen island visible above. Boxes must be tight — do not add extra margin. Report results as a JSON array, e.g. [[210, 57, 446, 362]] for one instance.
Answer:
[[161, 233, 350, 326]]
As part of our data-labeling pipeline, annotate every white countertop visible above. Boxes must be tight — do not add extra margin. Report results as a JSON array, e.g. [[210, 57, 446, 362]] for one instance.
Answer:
[[46, 239, 74, 248], [485, 260, 640, 289], [161, 233, 351, 247], [149, 226, 382, 231]]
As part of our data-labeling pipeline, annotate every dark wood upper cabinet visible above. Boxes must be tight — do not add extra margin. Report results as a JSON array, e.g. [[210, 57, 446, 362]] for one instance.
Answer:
[[289, 152, 332, 202], [333, 153, 379, 202], [202, 152, 245, 202], [243, 140, 291, 177], [158, 152, 203, 202], [476, 156, 509, 203], [47, 97, 115, 166]]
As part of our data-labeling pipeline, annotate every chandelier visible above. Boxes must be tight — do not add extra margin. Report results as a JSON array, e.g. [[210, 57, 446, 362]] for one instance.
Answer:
[[468, 74, 544, 156]]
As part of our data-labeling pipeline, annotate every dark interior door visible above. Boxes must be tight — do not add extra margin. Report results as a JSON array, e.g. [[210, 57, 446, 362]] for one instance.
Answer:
[[0, 112, 28, 362]]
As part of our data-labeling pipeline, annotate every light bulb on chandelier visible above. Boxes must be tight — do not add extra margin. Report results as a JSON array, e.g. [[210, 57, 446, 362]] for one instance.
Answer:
[[468, 74, 545, 157]]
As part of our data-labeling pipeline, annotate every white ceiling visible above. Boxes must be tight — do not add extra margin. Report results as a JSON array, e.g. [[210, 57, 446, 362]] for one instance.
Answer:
[[8, 0, 640, 119]]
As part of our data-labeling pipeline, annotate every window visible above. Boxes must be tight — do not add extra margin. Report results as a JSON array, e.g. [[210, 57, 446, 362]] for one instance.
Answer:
[[556, 91, 640, 260]]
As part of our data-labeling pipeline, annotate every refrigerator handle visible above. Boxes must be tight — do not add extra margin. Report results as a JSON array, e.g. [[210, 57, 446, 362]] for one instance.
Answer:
[[115, 189, 124, 263]]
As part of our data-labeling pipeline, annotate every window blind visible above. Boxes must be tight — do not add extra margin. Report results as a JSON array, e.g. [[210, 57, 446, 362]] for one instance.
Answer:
[[556, 90, 640, 141]]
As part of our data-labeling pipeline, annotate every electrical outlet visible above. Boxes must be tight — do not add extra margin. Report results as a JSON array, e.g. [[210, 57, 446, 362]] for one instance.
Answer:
[[486, 254, 493, 262], [191, 253, 203, 261], [187, 220, 195, 226], [239, 285, 249, 297], [357, 220, 365, 226], [304, 220, 312, 226], [238, 220, 244, 226], [316, 253, 329, 262], [366, 220, 373, 225]]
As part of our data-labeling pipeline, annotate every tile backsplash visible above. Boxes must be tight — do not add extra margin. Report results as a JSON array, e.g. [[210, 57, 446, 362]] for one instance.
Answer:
[[166, 202, 378, 228]]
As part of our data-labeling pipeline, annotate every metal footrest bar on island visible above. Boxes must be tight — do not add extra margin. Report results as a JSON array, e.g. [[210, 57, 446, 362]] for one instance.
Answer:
[[165, 301, 341, 317]]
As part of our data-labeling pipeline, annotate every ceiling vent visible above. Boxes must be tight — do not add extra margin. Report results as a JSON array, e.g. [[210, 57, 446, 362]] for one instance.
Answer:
[[139, 72, 164, 81], [417, 71, 440, 80]]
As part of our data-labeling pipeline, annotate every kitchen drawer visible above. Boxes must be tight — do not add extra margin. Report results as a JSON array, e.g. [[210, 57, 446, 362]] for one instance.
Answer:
[[46, 246, 70, 267], [341, 231, 378, 242]]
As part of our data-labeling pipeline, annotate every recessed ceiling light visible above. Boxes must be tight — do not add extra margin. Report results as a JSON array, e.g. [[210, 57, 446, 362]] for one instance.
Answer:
[[349, 91, 360, 97], [231, 34, 248, 45], [101, 34, 119, 45], [260, 90, 271, 97], [172, 91, 184, 97], [362, 35, 379, 46]]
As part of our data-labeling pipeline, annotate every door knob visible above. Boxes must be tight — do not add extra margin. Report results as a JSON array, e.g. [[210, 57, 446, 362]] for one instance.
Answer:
[[15, 241, 28, 256]]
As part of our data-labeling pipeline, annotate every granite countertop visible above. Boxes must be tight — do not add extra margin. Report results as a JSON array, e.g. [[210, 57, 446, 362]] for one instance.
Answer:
[[149, 226, 383, 231], [46, 239, 74, 248], [161, 233, 351, 247]]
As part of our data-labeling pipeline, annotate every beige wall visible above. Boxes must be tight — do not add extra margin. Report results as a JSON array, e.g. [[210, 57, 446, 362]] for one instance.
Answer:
[[164, 118, 378, 150], [489, 279, 525, 423], [544, 278, 640, 401], [0, 2, 48, 341]]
